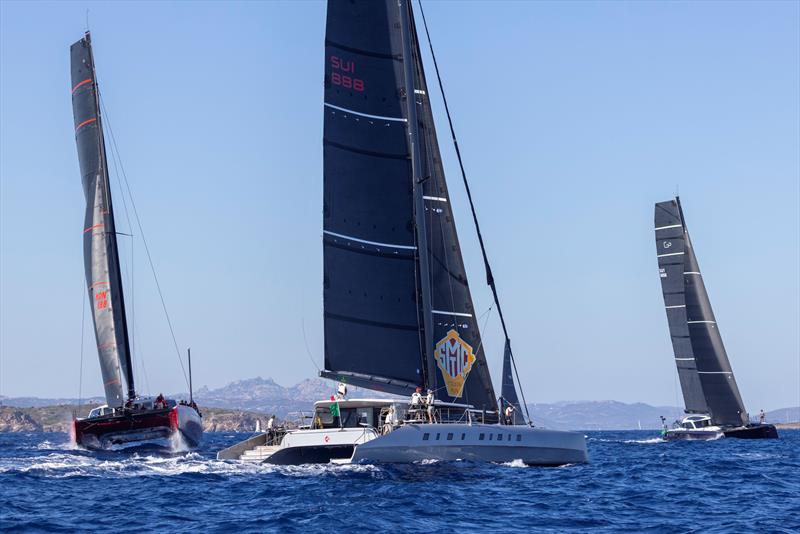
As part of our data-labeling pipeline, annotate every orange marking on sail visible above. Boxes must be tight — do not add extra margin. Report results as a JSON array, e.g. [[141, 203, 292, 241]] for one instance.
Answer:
[[104, 378, 120, 385], [90, 281, 109, 288], [71, 78, 92, 93], [98, 342, 116, 350], [83, 223, 104, 233], [75, 117, 97, 132]]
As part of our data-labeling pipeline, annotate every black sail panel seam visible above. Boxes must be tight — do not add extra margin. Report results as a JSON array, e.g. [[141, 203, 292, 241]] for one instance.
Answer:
[[324, 139, 409, 161], [325, 38, 400, 60], [325, 312, 418, 332]]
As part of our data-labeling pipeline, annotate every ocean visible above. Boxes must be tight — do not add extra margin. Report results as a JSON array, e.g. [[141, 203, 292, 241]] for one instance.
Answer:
[[1, 430, 798, 533]]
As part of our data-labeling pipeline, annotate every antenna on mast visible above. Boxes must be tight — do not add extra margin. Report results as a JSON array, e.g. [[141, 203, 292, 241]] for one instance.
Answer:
[[85, 9, 90, 33]]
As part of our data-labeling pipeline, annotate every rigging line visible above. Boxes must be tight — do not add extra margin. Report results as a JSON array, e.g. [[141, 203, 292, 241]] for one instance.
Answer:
[[418, 0, 531, 422], [103, 108, 151, 395], [78, 276, 86, 411], [98, 96, 190, 391], [301, 316, 321, 373]]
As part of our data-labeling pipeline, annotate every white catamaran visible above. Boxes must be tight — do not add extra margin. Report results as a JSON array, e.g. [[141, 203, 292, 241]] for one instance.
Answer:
[[218, 0, 587, 466]]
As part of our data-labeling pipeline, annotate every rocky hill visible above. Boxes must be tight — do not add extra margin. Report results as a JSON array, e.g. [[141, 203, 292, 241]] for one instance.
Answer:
[[2, 377, 796, 432]]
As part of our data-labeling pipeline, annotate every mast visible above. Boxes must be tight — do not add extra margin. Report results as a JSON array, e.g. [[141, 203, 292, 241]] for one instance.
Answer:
[[399, 0, 435, 391], [71, 32, 136, 405]]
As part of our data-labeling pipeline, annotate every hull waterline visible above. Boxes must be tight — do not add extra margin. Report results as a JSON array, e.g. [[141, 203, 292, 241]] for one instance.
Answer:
[[74, 405, 203, 450]]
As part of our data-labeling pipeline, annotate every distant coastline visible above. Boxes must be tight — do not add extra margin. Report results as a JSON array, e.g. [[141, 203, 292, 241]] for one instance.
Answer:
[[2, 377, 797, 433]]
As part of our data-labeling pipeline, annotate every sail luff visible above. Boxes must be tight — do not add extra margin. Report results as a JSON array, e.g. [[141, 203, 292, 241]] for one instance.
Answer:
[[399, 0, 436, 392], [71, 33, 135, 406]]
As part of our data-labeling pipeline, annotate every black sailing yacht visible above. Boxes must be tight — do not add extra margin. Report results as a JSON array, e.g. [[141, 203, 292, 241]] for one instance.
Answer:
[[70, 32, 202, 450], [218, 0, 586, 466], [655, 197, 778, 440]]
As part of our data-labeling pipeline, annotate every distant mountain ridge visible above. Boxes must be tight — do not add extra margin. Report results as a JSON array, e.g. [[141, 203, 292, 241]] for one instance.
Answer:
[[1, 377, 796, 431]]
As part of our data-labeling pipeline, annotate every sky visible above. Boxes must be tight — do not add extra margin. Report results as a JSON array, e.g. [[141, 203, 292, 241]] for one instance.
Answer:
[[0, 1, 798, 412]]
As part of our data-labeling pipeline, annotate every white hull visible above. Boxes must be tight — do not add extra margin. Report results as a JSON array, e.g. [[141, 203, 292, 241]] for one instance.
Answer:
[[352, 424, 587, 466], [219, 423, 587, 466]]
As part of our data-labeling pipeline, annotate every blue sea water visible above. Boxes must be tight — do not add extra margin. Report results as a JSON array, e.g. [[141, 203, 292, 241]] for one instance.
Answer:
[[1, 430, 798, 533]]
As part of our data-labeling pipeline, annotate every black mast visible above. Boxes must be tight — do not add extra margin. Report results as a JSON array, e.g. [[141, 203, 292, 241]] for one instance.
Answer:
[[399, 0, 435, 391], [87, 34, 135, 401]]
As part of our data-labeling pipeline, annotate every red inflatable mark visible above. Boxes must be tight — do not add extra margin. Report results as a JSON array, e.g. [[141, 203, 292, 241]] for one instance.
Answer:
[[330, 55, 364, 92]]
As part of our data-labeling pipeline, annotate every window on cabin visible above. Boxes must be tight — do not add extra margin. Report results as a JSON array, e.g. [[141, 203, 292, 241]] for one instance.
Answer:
[[447, 433, 453, 441], [423, 433, 430, 441], [461, 433, 466, 440], [497, 434, 503, 441], [479, 433, 485, 441], [516, 434, 521, 442], [436, 433, 440, 440]]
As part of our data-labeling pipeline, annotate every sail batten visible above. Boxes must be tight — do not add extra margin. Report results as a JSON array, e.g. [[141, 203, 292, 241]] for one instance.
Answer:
[[71, 33, 135, 406], [655, 198, 747, 426]]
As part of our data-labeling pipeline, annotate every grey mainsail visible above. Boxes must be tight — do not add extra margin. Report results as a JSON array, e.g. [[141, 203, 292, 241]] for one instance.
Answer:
[[654, 197, 747, 427], [321, 0, 496, 410], [71, 33, 135, 406]]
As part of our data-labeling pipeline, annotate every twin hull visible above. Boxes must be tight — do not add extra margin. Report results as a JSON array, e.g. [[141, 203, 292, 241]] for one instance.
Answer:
[[73, 405, 203, 450], [247, 424, 588, 466]]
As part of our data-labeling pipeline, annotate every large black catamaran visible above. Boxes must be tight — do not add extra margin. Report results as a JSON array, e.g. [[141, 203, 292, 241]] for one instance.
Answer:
[[654, 197, 777, 440], [70, 32, 202, 450], [219, 0, 587, 466]]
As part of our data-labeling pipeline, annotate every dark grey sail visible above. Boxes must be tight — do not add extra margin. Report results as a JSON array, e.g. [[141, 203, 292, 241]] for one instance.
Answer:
[[654, 198, 747, 427], [321, 0, 496, 410], [71, 33, 135, 407], [407, 9, 496, 409], [499, 340, 524, 424]]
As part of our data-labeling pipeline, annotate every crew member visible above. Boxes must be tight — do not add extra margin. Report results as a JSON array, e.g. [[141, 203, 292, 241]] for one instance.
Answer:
[[759, 410, 766, 424], [504, 404, 515, 425], [411, 387, 423, 421], [426, 389, 435, 423], [383, 405, 397, 434], [267, 414, 276, 445], [337, 382, 348, 400]]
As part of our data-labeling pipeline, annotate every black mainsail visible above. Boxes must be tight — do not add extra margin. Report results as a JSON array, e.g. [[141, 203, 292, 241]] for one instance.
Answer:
[[654, 197, 747, 427], [322, 0, 496, 410], [71, 33, 135, 407]]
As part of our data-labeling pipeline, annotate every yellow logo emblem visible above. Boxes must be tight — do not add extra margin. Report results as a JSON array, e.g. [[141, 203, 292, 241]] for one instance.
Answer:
[[434, 329, 476, 398]]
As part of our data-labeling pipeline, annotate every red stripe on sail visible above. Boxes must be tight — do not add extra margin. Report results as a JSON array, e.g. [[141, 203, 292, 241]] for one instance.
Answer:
[[75, 117, 97, 132], [83, 223, 104, 233], [71, 78, 92, 93]]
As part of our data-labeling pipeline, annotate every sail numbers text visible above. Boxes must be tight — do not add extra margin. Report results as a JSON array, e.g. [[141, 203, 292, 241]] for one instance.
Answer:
[[330, 56, 364, 92], [95, 290, 109, 310]]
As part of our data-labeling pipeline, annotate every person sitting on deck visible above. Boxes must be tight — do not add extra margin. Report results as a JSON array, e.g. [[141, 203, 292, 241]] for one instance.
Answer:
[[155, 394, 165, 409], [426, 389, 436, 423]]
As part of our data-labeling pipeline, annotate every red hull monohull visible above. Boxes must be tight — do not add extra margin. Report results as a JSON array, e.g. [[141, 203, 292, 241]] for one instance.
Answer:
[[74, 405, 203, 450]]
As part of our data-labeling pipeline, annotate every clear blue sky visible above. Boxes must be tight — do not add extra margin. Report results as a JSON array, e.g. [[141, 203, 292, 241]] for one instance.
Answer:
[[1, 1, 798, 411]]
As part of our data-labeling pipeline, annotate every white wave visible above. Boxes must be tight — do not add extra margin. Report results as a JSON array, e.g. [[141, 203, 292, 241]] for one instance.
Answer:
[[623, 437, 666, 444], [501, 459, 527, 468]]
